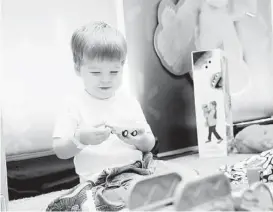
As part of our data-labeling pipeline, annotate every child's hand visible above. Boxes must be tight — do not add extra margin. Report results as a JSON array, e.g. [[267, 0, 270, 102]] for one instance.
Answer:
[[76, 123, 111, 145]]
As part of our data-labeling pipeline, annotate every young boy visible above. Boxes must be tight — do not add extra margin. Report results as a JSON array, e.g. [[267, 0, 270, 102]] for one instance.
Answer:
[[52, 21, 155, 183]]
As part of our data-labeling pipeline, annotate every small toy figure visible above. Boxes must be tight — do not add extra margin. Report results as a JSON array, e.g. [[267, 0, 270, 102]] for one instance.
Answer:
[[106, 124, 139, 138], [121, 129, 138, 137]]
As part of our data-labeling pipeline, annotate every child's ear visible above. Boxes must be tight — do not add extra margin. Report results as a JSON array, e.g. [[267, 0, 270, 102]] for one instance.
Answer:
[[74, 64, 81, 76]]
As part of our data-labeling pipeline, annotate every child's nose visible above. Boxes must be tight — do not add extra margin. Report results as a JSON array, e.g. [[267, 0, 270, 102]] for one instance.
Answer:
[[101, 74, 111, 83]]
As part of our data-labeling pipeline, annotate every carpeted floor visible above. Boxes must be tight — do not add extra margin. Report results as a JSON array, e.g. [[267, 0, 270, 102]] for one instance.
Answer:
[[169, 153, 253, 176], [8, 190, 67, 211], [7, 153, 254, 211]]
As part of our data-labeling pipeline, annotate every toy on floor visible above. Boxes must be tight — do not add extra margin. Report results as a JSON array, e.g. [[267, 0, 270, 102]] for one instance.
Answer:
[[232, 124, 273, 154], [128, 173, 234, 211], [247, 167, 262, 185], [174, 173, 234, 211], [126, 170, 273, 211], [233, 182, 273, 211], [231, 166, 273, 210], [220, 149, 273, 185], [173, 172, 273, 211], [127, 172, 182, 211]]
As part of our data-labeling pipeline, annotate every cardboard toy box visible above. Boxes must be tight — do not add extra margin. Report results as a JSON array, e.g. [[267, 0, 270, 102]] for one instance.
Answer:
[[191, 49, 234, 158]]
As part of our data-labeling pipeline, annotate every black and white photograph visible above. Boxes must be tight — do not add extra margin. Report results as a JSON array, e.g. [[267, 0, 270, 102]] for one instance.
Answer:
[[1, 0, 273, 211]]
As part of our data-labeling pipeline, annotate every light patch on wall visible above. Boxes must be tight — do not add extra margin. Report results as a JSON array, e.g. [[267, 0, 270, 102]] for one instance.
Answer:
[[115, 0, 134, 96], [54, 17, 67, 45], [2, 0, 121, 156], [116, 0, 126, 37], [125, 5, 141, 23], [0, 0, 3, 111], [271, 0, 273, 117]]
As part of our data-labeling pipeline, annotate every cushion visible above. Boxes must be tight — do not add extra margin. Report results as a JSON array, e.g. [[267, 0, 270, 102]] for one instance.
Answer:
[[233, 124, 273, 153]]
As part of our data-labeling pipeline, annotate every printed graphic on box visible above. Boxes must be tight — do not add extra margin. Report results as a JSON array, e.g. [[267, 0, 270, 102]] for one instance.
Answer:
[[192, 49, 233, 158]]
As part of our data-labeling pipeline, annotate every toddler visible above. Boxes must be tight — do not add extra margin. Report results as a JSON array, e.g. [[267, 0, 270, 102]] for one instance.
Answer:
[[52, 21, 155, 183]]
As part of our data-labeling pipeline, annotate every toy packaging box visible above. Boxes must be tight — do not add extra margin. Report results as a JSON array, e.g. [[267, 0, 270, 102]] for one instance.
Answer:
[[191, 49, 234, 158]]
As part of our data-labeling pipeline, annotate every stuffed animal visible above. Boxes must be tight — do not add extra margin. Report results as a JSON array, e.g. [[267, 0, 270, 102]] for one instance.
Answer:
[[234, 124, 273, 153], [154, 0, 254, 94], [154, 0, 202, 76], [196, 0, 252, 96]]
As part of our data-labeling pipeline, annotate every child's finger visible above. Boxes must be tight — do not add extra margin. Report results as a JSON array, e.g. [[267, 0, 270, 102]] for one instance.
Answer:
[[105, 124, 113, 129], [95, 127, 111, 135], [95, 134, 105, 142], [102, 132, 110, 140], [93, 122, 106, 128], [117, 134, 122, 140], [97, 130, 110, 141], [105, 127, 111, 136]]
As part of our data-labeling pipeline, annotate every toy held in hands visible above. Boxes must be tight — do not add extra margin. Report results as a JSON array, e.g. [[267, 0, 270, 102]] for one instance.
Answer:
[[106, 124, 141, 138], [121, 129, 138, 137]]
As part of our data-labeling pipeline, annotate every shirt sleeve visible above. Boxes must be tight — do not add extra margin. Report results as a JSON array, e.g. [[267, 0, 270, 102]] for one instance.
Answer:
[[52, 98, 81, 139]]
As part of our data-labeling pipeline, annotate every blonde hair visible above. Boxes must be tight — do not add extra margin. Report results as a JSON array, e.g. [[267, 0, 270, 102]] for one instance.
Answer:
[[71, 21, 127, 71]]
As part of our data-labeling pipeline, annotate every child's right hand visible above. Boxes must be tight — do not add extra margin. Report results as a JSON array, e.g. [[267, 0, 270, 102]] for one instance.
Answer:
[[76, 123, 111, 145]]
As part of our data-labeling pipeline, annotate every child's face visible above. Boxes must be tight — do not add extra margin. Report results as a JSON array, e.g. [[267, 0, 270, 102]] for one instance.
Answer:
[[202, 104, 208, 112], [210, 103, 216, 109], [79, 57, 123, 99]]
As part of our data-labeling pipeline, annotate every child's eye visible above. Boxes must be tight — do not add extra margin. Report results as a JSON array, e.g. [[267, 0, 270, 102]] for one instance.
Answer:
[[90, 72, 101, 75], [110, 71, 119, 75]]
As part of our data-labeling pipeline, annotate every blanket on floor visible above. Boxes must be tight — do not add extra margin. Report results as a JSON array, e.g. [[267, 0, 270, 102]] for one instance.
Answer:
[[220, 149, 273, 185], [46, 153, 155, 211]]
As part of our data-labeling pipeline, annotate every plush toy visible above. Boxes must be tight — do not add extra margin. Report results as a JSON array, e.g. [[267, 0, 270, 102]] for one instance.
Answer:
[[175, 173, 235, 211], [233, 124, 273, 153], [234, 182, 273, 211], [154, 0, 254, 95], [154, 0, 202, 76], [196, 0, 253, 96]]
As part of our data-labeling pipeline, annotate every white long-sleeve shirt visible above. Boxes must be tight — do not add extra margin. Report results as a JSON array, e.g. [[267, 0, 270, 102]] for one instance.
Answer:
[[53, 89, 152, 182]]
